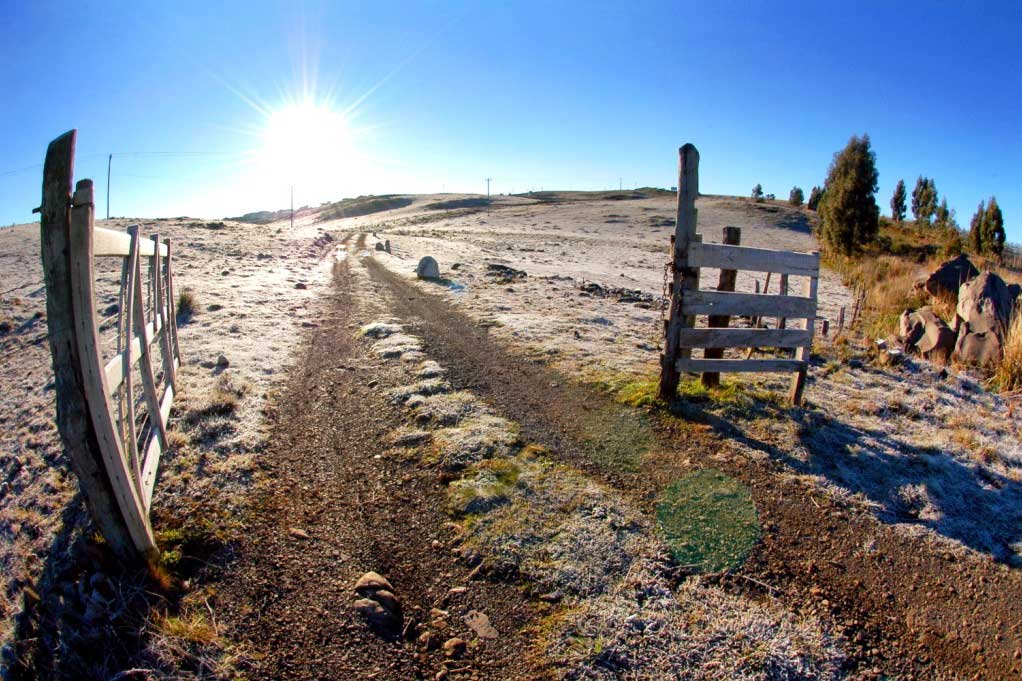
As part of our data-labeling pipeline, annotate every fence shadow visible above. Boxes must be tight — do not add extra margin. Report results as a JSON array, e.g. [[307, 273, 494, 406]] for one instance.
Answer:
[[669, 394, 1022, 566]]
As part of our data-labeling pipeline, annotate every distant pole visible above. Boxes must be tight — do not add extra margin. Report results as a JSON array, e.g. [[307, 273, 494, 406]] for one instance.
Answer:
[[619, 178, 622, 191], [485, 178, 491, 198], [106, 154, 112, 220], [290, 185, 294, 230]]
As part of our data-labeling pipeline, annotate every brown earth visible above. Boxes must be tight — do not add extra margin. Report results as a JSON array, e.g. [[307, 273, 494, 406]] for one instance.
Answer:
[[212, 247, 1022, 680]]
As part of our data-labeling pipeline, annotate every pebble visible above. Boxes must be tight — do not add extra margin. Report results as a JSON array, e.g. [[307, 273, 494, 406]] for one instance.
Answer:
[[464, 610, 498, 639], [443, 637, 467, 658], [216, 353, 230, 367], [354, 571, 394, 595]]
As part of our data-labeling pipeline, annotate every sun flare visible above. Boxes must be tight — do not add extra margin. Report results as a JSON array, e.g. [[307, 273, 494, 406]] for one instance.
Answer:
[[261, 100, 352, 183]]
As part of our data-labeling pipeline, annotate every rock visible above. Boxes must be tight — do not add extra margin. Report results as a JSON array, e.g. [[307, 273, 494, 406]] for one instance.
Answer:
[[464, 610, 498, 639], [923, 254, 978, 301], [295, 282, 308, 289], [443, 637, 467, 658], [954, 327, 1003, 368], [899, 307, 955, 363], [418, 630, 440, 650], [416, 256, 441, 280], [288, 527, 312, 540], [371, 589, 403, 619], [216, 354, 230, 367], [354, 598, 400, 629], [485, 263, 527, 283], [385, 240, 391, 253], [374, 242, 386, 251], [956, 272, 1015, 338], [354, 571, 394, 595]]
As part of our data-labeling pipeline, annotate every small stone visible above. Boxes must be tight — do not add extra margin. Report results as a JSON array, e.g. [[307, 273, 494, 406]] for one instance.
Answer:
[[443, 637, 467, 658], [295, 282, 308, 289], [354, 598, 399, 629], [418, 630, 440, 650], [372, 589, 402, 618], [288, 527, 312, 540], [447, 586, 468, 598], [464, 610, 498, 639], [354, 571, 394, 595], [216, 354, 230, 367], [538, 591, 563, 603], [416, 256, 441, 280]]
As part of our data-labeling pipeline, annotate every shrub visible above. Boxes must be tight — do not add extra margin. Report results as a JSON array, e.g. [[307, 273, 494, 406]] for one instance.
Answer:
[[819, 134, 880, 256], [751, 183, 764, 202], [789, 186, 804, 207], [176, 288, 196, 322], [992, 310, 1022, 392], [807, 186, 824, 211]]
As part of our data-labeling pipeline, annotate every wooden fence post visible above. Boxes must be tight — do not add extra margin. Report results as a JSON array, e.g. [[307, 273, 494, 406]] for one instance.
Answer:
[[39, 131, 141, 562], [701, 226, 741, 388], [788, 264, 819, 405], [659, 144, 700, 400]]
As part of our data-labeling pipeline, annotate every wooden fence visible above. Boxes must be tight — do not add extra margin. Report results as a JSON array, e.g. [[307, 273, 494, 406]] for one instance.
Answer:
[[40, 130, 181, 563], [659, 144, 820, 405]]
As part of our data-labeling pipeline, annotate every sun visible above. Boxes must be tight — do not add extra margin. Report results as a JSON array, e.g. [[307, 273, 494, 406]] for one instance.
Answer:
[[261, 100, 352, 183]]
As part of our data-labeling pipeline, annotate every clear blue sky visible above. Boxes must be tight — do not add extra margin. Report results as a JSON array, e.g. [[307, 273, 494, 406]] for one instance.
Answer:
[[1, 1, 1020, 242]]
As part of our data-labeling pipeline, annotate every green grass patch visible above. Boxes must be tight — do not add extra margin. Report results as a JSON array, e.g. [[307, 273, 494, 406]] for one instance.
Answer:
[[656, 469, 760, 573]]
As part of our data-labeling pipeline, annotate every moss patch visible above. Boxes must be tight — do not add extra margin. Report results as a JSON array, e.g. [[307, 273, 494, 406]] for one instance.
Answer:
[[656, 469, 760, 573]]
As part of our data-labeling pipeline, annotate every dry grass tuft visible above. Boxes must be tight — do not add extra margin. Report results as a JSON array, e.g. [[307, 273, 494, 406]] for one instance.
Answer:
[[825, 253, 929, 339], [208, 372, 250, 415], [992, 310, 1022, 393]]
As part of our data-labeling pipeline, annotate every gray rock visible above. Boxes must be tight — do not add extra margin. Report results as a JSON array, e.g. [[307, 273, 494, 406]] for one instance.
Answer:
[[371, 589, 403, 620], [899, 307, 955, 363], [216, 354, 230, 367], [443, 637, 467, 658], [956, 271, 1015, 338], [385, 240, 391, 253], [923, 254, 978, 301], [954, 326, 1003, 368], [416, 256, 441, 280], [464, 610, 498, 639], [374, 242, 386, 251]]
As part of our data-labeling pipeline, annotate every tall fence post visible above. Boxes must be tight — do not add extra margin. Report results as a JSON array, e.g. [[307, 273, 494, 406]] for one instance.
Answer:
[[659, 144, 700, 400], [701, 226, 741, 388], [40, 131, 142, 563]]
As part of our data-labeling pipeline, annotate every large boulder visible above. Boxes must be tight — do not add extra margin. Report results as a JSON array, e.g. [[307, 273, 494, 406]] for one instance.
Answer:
[[898, 307, 955, 363], [956, 271, 1015, 338], [923, 254, 979, 302], [415, 256, 440, 280], [954, 327, 1003, 368]]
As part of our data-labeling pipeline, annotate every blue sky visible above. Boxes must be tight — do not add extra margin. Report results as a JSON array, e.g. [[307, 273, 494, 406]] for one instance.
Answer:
[[1, 1, 1020, 242]]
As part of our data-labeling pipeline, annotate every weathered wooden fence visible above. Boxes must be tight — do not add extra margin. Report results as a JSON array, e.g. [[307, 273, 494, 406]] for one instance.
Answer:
[[40, 130, 181, 564], [659, 144, 820, 405]]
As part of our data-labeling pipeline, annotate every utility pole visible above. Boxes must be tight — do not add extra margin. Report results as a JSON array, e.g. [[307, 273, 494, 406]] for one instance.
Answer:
[[619, 178, 622, 191], [485, 178, 491, 198], [290, 185, 294, 230], [106, 154, 112, 220]]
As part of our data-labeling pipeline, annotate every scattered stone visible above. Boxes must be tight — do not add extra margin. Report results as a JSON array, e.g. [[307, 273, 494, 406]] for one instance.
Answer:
[[921, 254, 978, 301], [354, 571, 394, 595], [216, 354, 230, 367], [443, 637, 467, 658], [295, 282, 308, 289], [288, 527, 312, 540], [485, 263, 527, 283], [374, 242, 387, 252], [464, 610, 498, 639], [578, 281, 658, 305], [416, 256, 441, 280], [354, 597, 400, 629], [418, 630, 440, 650]]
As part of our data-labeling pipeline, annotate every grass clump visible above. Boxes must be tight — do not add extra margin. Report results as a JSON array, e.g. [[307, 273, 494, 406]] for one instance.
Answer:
[[656, 469, 761, 573], [992, 311, 1022, 392], [176, 288, 196, 323], [208, 372, 250, 415]]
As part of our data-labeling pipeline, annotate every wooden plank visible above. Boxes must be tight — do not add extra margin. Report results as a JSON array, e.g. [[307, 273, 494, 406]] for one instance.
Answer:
[[68, 179, 158, 561], [677, 327, 812, 349], [165, 239, 182, 365], [681, 290, 816, 318], [702, 226, 740, 387], [93, 224, 168, 257], [142, 383, 174, 508], [658, 143, 700, 399], [676, 357, 806, 374], [121, 230, 143, 497], [129, 226, 169, 460], [103, 314, 163, 395], [152, 233, 176, 386], [788, 274, 820, 405], [687, 241, 819, 277]]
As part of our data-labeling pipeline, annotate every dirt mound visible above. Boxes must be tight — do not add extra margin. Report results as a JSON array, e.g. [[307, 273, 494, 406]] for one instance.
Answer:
[[424, 198, 491, 211], [317, 195, 414, 221]]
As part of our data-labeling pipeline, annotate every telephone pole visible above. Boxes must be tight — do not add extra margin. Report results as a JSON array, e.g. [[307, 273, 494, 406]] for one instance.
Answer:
[[485, 178, 491, 198], [290, 184, 294, 230], [106, 154, 112, 219]]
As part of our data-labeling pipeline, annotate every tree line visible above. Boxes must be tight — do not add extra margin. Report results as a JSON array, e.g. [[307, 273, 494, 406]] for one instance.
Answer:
[[803, 135, 1007, 257]]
